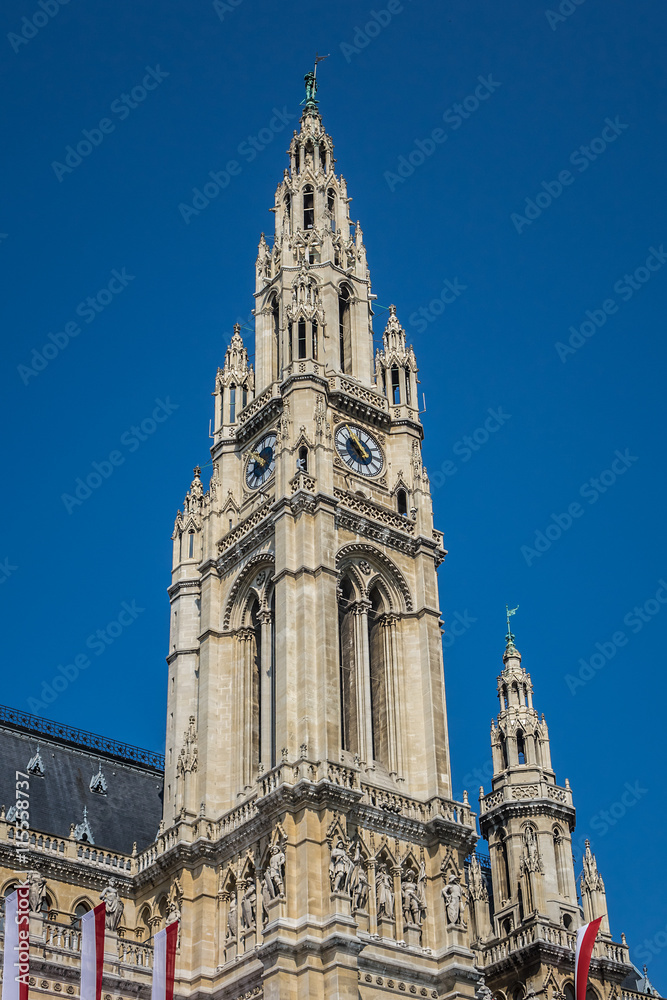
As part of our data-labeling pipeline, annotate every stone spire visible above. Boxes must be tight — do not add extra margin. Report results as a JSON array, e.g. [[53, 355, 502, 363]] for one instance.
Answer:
[[581, 839, 610, 934]]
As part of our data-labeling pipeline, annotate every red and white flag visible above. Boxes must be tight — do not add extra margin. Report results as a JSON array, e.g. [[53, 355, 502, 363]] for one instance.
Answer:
[[151, 922, 178, 1000], [575, 916, 603, 1000], [2, 886, 30, 1000], [80, 903, 106, 1000]]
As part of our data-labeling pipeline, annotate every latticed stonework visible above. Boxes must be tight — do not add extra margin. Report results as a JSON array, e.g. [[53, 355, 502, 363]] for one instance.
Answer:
[[0, 73, 661, 1000]]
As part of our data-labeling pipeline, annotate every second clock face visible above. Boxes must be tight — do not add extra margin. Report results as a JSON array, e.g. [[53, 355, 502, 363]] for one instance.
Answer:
[[335, 423, 383, 477], [246, 433, 277, 489]]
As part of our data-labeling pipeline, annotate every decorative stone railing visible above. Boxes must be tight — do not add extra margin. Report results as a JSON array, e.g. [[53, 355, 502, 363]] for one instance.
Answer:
[[480, 919, 629, 967], [327, 374, 389, 414], [217, 499, 273, 555], [2, 822, 134, 874], [333, 488, 415, 535], [237, 383, 281, 426], [44, 922, 81, 953], [479, 779, 573, 814]]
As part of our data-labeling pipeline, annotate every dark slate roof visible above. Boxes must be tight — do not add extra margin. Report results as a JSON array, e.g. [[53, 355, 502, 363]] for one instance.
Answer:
[[0, 706, 164, 855]]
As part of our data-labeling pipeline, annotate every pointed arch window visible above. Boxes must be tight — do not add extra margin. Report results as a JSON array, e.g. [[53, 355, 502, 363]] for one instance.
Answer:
[[338, 577, 357, 754], [553, 827, 569, 898], [312, 319, 318, 359], [338, 285, 351, 373], [298, 319, 307, 359], [288, 321, 293, 363], [397, 489, 408, 516], [297, 446, 308, 473], [404, 367, 412, 406], [517, 730, 527, 765], [368, 586, 389, 766], [303, 185, 314, 229], [272, 295, 280, 377], [284, 193, 291, 230], [250, 600, 262, 769], [320, 145, 327, 173], [229, 384, 236, 423], [499, 731, 508, 769], [242, 387, 248, 409], [327, 188, 336, 230], [188, 531, 195, 559], [391, 366, 400, 405]]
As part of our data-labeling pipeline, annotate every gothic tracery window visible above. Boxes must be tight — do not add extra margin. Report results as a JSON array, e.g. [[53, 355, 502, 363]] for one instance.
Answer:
[[303, 185, 314, 229], [338, 285, 351, 373]]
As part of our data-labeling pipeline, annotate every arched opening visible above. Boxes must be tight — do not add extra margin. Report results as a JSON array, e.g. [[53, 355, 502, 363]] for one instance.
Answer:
[[137, 904, 152, 941], [338, 577, 357, 754], [288, 321, 293, 363], [502, 918, 512, 937], [320, 145, 327, 172], [497, 831, 510, 903], [229, 384, 236, 423], [517, 730, 526, 765], [563, 912, 573, 929], [553, 827, 569, 898], [303, 185, 314, 229], [72, 900, 91, 928], [513, 987, 524, 1000], [564, 985, 575, 1000], [338, 285, 351, 373], [284, 193, 291, 231], [368, 586, 389, 767], [397, 489, 408, 516], [0, 883, 19, 934], [312, 319, 318, 359], [404, 367, 411, 406], [188, 530, 195, 559], [298, 318, 307, 359], [297, 446, 308, 473], [250, 599, 262, 771], [501, 684, 508, 709], [499, 731, 508, 769], [327, 188, 335, 230], [391, 366, 400, 405], [271, 295, 280, 377]]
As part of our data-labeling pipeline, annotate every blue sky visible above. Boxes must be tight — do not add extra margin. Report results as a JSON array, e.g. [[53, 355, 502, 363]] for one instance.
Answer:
[[2, 0, 666, 981]]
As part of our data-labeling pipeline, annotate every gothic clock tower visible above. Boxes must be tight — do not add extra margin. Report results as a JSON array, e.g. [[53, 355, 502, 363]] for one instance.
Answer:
[[159, 70, 480, 998]]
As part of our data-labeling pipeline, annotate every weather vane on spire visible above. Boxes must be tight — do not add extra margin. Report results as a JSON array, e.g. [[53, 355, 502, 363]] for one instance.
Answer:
[[505, 604, 519, 648], [304, 52, 329, 108]]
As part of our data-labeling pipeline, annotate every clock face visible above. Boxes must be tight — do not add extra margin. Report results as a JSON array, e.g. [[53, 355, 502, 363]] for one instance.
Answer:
[[245, 433, 277, 489], [335, 423, 383, 477]]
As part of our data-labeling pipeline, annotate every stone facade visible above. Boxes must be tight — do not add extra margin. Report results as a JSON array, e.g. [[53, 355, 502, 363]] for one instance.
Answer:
[[0, 72, 661, 1000]]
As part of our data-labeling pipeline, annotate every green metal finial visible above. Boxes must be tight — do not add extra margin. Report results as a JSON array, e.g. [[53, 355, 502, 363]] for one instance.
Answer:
[[303, 52, 329, 108], [505, 604, 519, 648]]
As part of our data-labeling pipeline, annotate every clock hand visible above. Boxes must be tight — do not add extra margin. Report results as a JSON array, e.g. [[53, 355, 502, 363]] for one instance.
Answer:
[[250, 450, 267, 468], [344, 424, 369, 459]]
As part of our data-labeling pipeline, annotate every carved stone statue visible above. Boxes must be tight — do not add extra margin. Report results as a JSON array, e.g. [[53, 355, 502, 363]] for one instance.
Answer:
[[376, 864, 394, 918], [522, 826, 543, 873], [165, 898, 180, 926], [226, 896, 238, 940], [264, 845, 285, 899], [241, 883, 256, 930], [401, 869, 425, 925], [100, 878, 124, 931], [329, 839, 352, 894], [442, 874, 466, 926], [27, 870, 46, 913], [348, 842, 369, 911]]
